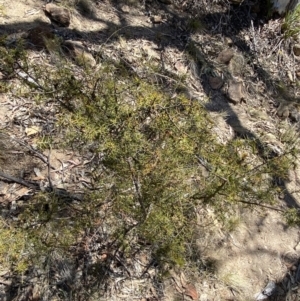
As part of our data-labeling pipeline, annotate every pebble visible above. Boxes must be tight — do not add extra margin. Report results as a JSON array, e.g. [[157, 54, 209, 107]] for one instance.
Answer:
[[293, 44, 300, 56], [217, 49, 234, 64], [289, 107, 300, 122], [277, 103, 290, 118]]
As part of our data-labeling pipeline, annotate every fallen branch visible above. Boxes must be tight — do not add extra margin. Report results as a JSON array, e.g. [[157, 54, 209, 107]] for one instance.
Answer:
[[0, 170, 83, 201], [0, 171, 38, 189]]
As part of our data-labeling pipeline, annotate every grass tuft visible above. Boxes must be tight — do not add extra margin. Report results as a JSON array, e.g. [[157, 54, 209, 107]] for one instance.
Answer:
[[282, 4, 300, 39]]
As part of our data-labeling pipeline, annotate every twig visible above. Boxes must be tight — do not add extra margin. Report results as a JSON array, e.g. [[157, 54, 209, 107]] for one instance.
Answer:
[[114, 254, 132, 276], [0, 170, 83, 201], [47, 147, 53, 191], [14, 62, 44, 90], [267, 39, 283, 58], [127, 157, 146, 215], [237, 200, 284, 212], [11, 138, 56, 170], [250, 20, 257, 53], [191, 180, 227, 202], [0, 171, 38, 189]]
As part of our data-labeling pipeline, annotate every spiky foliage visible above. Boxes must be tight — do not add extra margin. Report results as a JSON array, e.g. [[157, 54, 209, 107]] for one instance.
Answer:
[[282, 4, 300, 39], [0, 38, 297, 299]]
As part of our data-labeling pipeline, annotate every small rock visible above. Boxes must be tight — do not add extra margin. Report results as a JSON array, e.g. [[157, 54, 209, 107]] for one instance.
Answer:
[[44, 3, 71, 27], [264, 133, 277, 143], [174, 61, 188, 74], [277, 103, 290, 118], [227, 79, 243, 104], [63, 40, 96, 67], [228, 54, 245, 77], [225, 37, 233, 47], [150, 15, 163, 24], [290, 107, 300, 122], [208, 76, 224, 90], [217, 49, 234, 64], [255, 281, 277, 300], [120, 5, 130, 13], [293, 44, 300, 56]]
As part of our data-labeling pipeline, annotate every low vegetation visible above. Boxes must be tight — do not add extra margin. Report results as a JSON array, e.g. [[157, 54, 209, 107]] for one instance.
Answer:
[[282, 3, 300, 38], [0, 22, 299, 298]]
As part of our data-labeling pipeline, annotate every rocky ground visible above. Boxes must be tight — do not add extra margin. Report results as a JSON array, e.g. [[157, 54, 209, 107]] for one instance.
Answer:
[[1, 0, 300, 300]]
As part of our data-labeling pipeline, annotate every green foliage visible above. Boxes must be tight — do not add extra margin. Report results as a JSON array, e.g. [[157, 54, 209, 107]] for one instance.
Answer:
[[0, 40, 27, 76], [0, 218, 30, 272], [282, 4, 300, 39], [54, 62, 294, 265], [0, 39, 297, 273], [24, 204, 78, 251], [284, 208, 300, 225]]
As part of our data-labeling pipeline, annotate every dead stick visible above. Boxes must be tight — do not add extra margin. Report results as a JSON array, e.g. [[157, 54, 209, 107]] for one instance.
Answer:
[[12, 138, 56, 170], [0, 171, 38, 189], [0, 171, 83, 201]]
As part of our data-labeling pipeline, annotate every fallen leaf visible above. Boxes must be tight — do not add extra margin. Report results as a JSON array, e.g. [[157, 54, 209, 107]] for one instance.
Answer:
[[25, 126, 41, 136], [32, 167, 45, 180], [15, 187, 31, 198], [184, 283, 198, 300]]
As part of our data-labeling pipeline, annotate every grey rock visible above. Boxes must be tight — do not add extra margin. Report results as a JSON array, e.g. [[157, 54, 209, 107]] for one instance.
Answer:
[[290, 107, 300, 122], [277, 103, 290, 118], [227, 79, 243, 104], [255, 281, 277, 300], [294, 44, 300, 56], [217, 49, 234, 64], [228, 54, 245, 78], [44, 3, 71, 27]]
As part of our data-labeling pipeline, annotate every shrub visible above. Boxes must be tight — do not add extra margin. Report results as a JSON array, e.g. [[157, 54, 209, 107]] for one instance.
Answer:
[[0, 38, 297, 274]]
